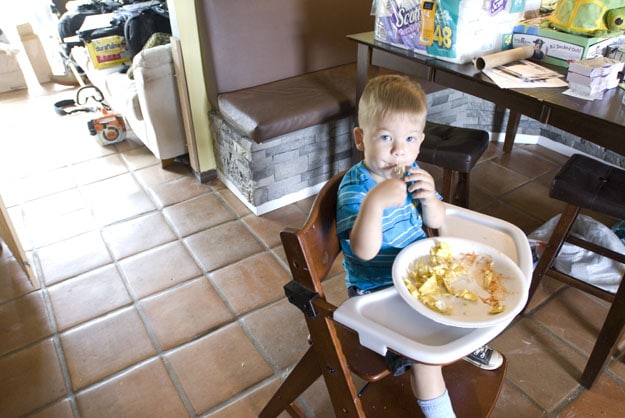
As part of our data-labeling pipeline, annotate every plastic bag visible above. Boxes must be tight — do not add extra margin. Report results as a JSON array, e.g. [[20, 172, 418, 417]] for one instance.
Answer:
[[528, 214, 625, 294]]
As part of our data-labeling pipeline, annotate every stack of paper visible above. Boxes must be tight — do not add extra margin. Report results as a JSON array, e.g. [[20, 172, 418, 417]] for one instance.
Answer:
[[566, 57, 624, 96], [482, 59, 567, 89]]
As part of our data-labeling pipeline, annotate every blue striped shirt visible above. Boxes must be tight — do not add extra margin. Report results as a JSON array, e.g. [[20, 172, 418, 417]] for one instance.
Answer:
[[336, 161, 440, 291]]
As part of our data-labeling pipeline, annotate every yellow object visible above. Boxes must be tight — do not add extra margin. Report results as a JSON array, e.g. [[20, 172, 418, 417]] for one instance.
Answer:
[[85, 35, 131, 69], [419, 1, 437, 46]]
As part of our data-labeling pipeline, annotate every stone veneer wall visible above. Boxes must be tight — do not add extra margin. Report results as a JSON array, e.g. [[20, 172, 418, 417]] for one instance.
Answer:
[[539, 125, 625, 168], [209, 111, 355, 214], [426, 88, 625, 168], [210, 87, 623, 214]]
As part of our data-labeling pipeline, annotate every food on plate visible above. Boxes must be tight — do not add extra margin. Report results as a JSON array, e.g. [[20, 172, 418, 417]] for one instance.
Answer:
[[403, 241, 508, 315]]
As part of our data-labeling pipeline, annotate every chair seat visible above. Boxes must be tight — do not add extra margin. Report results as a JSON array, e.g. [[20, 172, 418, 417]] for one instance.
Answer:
[[550, 154, 625, 220], [420, 121, 489, 173]]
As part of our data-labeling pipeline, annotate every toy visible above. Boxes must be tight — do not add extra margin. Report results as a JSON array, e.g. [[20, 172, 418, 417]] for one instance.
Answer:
[[549, 0, 625, 36]]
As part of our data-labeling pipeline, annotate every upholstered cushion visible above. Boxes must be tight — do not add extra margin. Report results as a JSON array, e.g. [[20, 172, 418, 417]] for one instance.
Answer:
[[196, 0, 374, 108], [217, 64, 357, 143], [419, 122, 490, 173], [550, 154, 625, 220], [128, 33, 171, 80]]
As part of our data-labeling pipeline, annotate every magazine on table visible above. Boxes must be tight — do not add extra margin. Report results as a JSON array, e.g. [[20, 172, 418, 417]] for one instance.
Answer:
[[483, 60, 568, 89]]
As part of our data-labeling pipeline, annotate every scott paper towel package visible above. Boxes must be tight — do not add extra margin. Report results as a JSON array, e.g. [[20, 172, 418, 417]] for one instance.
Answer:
[[374, 0, 528, 64]]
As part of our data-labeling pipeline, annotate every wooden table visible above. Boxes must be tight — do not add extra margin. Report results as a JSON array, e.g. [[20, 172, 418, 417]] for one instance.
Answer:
[[349, 32, 625, 155]]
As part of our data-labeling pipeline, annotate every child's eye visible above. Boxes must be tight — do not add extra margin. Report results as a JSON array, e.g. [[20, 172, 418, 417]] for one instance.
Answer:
[[380, 134, 392, 142], [406, 136, 417, 143]]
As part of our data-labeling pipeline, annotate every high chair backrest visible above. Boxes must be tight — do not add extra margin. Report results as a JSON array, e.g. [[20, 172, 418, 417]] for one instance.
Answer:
[[280, 171, 345, 296]]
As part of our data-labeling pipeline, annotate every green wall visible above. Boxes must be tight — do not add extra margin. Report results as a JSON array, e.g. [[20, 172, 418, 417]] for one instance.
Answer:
[[170, 0, 216, 174]]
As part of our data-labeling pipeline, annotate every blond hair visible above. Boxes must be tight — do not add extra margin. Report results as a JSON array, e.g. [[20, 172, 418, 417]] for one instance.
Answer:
[[357, 75, 427, 128]]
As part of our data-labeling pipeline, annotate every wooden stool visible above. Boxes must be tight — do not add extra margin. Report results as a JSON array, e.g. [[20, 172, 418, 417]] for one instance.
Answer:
[[420, 121, 489, 208], [527, 153, 625, 389]]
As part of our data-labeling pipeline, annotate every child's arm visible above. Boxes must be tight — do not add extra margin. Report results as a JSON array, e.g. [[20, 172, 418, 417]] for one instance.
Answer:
[[350, 178, 407, 260], [405, 167, 446, 229]]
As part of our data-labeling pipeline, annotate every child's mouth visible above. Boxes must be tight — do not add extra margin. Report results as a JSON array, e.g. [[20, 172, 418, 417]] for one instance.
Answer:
[[393, 164, 406, 177]]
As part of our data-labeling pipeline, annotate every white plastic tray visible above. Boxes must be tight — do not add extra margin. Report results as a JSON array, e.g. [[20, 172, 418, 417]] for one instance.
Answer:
[[333, 203, 532, 365]]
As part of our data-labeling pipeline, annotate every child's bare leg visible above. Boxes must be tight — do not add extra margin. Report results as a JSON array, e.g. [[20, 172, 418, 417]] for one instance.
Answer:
[[411, 363, 456, 418], [410, 363, 445, 400]]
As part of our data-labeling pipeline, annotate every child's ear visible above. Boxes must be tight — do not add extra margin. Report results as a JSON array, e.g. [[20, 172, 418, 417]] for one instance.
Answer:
[[354, 127, 365, 151]]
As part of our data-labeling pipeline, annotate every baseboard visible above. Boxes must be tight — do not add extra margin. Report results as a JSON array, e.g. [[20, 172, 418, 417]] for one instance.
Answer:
[[194, 168, 217, 184], [536, 136, 579, 157], [490, 131, 575, 156], [489, 132, 539, 145], [490, 132, 623, 167], [217, 171, 325, 216]]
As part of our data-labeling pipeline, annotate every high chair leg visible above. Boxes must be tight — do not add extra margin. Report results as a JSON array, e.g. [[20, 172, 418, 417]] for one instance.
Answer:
[[259, 347, 322, 418]]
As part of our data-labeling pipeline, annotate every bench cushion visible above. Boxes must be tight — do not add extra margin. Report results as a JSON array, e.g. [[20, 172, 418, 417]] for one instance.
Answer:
[[217, 63, 357, 143], [197, 0, 373, 108]]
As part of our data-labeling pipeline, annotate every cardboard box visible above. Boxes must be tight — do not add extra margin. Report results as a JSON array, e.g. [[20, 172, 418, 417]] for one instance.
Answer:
[[17, 23, 52, 84], [85, 35, 131, 70], [0, 48, 27, 93], [374, 0, 525, 64], [512, 16, 625, 68]]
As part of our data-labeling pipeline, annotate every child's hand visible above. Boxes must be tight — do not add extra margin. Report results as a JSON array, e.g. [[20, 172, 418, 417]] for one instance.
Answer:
[[368, 178, 408, 210], [351, 178, 408, 260], [404, 168, 437, 204]]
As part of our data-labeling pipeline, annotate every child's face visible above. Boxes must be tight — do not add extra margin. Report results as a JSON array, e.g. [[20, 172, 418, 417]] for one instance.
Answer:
[[354, 111, 425, 181]]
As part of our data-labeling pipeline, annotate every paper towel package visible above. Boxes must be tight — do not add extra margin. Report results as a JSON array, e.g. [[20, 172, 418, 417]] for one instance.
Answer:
[[374, 0, 527, 64]]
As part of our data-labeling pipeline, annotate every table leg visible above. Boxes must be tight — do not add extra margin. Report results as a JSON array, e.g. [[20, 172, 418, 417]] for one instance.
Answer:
[[354, 43, 374, 164], [503, 110, 521, 153], [356, 43, 373, 113], [0, 194, 39, 288]]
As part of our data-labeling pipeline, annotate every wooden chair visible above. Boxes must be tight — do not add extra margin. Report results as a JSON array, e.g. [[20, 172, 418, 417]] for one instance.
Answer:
[[526, 154, 625, 389], [260, 172, 507, 417], [420, 122, 489, 208]]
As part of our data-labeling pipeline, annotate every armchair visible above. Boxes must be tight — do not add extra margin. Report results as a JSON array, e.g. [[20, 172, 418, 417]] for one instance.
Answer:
[[72, 42, 187, 167]]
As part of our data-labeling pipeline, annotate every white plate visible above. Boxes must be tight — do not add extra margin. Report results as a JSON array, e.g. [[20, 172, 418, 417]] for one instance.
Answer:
[[392, 237, 529, 328]]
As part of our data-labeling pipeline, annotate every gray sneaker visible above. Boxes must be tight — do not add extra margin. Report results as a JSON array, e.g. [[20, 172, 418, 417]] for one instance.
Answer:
[[464, 345, 503, 370]]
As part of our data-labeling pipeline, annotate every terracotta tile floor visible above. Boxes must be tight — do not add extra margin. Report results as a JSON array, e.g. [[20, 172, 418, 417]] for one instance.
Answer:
[[1, 84, 625, 417]]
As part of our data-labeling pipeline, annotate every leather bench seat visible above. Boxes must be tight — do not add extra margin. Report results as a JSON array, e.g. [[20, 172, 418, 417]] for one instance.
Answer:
[[421, 122, 489, 174], [218, 64, 357, 143]]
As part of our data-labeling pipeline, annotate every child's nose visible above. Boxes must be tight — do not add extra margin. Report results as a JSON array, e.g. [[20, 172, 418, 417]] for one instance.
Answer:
[[392, 142, 405, 156]]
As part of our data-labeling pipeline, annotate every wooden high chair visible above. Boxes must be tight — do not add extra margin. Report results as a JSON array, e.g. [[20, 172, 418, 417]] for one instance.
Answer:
[[260, 172, 509, 417]]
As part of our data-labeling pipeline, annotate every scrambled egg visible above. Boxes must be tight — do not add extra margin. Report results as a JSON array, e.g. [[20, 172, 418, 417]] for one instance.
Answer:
[[403, 241, 507, 315]]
